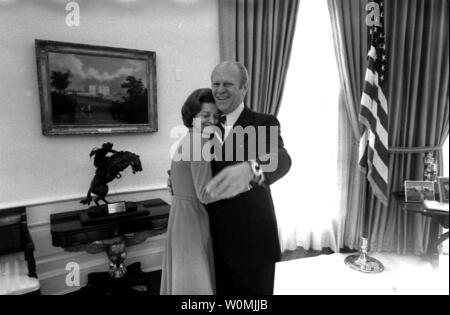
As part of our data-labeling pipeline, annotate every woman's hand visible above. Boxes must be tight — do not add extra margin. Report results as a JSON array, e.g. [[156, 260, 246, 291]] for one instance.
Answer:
[[167, 170, 173, 196]]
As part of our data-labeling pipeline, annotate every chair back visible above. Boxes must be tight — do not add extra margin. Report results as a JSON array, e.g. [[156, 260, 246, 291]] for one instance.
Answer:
[[0, 207, 26, 255], [0, 207, 37, 278]]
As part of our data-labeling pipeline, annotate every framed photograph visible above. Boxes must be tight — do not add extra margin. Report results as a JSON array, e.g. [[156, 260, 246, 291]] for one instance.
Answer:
[[404, 180, 435, 203], [437, 177, 449, 203], [35, 39, 157, 135]]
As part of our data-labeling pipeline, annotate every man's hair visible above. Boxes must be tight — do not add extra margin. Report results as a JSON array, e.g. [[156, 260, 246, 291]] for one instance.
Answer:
[[181, 88, 215, 128], [213, 61, 249, 89]]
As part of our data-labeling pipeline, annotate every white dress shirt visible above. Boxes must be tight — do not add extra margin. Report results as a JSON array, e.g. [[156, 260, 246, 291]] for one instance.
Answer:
[[222, 102, 245, 141]]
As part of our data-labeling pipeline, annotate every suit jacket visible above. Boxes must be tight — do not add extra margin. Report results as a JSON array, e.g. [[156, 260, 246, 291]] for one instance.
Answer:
[[206, 106, 291, 268]]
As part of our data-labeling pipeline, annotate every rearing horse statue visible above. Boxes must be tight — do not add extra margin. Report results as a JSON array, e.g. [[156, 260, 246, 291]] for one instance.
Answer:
[[80, 142, 143, 207]]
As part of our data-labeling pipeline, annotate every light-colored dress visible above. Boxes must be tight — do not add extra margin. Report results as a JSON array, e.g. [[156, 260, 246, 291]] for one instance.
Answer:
[[160, 132, 218, 295]]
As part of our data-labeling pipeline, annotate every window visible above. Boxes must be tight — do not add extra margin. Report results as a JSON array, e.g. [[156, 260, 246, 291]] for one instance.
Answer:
[[272, 0, 341, 252]]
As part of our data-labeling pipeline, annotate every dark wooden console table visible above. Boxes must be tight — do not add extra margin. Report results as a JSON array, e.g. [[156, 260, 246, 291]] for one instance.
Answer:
[[50, 198, 170, 295], [393, 192, 449, 268]]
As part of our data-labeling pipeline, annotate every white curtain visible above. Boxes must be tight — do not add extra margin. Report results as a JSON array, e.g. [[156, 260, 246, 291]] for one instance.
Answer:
[[272, 0, 343, 252]]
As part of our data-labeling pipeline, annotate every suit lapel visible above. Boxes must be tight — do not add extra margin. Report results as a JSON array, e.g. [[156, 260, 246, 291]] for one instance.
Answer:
[[217, 106, 256, 163], [233, 106, 253, 128], [222, 106, 253, 148]]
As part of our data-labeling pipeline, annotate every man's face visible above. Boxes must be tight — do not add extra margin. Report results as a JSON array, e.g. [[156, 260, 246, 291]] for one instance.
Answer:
[[211, 65, 247, 114]]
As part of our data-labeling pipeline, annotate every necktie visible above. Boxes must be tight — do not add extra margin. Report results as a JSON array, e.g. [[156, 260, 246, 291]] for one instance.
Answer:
[[210, 115, 226, 156], [218, 115, 226, 125], [218, 115, 226, 141]]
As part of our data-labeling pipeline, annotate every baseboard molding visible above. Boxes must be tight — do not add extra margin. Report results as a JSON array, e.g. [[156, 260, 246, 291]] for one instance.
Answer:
[[38, 241, 166, 295], [35, 233, 166, 268], [38, 243, 166, 282]]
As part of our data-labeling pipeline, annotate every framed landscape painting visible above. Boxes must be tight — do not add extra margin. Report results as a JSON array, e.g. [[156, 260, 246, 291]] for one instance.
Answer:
[[35, 39, 157, 135], [404, 180, 435, 203]]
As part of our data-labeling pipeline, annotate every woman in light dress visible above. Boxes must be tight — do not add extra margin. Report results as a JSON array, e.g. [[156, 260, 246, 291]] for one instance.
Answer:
[[160, 88, 243, 295]]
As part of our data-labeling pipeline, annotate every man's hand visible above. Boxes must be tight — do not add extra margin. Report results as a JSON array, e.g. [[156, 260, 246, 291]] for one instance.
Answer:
[[205, 162, 253, 199]]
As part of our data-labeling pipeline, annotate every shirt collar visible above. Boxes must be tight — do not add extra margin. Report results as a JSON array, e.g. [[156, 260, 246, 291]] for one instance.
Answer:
[[223, 102, 245, 127]]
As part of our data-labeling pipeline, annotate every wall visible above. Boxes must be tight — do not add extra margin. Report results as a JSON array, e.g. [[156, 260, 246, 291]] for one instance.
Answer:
[[0, 0, 219, 294], [0, 0, 219, 208]]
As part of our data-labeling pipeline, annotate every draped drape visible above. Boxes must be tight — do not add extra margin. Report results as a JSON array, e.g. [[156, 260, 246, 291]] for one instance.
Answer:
[[328, 0, 368, 250], [329, 0, 449, 254], [271, 0, 343, 253], [371, 0, 449, 254], [218, 0, 300, 115]]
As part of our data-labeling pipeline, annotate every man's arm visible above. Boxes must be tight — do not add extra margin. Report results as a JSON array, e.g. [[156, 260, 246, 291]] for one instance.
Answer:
[[205, 114, 291, 198], [257, 115, 291, 186]]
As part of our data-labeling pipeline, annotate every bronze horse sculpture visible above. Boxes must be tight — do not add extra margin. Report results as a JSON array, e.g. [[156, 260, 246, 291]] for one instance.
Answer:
[[81, 142, 143, 207]]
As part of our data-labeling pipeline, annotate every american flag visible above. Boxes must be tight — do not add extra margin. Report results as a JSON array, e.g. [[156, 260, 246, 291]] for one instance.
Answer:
[[359, 0, 389, 206]]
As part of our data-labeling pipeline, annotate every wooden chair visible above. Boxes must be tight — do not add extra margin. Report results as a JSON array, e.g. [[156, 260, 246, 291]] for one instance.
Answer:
[[0, 207, 40, 295]]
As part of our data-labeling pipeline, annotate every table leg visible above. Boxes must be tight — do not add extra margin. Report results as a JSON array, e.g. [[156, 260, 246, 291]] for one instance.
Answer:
[[104, 238, 127, 278], [427, 218, 440, 269]]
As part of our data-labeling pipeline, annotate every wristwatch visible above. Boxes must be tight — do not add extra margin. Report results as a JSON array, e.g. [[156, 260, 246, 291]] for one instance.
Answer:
[[248, 160, 263, 184]]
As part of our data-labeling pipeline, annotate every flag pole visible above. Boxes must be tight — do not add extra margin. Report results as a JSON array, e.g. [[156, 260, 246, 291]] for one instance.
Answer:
[[344, 179, 384, 273], [343, 0, 386, 274]]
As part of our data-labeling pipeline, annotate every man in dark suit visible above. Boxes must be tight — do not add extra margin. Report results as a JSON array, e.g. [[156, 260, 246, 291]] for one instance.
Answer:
[[205, 61, 291, 295]]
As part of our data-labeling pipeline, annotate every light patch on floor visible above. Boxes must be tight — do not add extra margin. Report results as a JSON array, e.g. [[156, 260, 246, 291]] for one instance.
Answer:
[[275, 252, 449, 295]]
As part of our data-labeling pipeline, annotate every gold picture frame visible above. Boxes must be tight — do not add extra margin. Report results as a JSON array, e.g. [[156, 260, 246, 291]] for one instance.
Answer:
[[35, 39, 157, 135]]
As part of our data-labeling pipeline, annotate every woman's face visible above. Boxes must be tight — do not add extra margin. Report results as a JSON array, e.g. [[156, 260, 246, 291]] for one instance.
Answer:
[[193, 102, 220, 131]]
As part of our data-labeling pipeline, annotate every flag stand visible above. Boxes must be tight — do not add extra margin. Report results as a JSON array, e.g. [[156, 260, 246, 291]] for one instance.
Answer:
[[344, 180, 384, 273]]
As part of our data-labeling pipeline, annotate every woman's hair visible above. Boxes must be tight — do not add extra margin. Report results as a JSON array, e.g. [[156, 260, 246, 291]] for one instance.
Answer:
[[181, 88, 215, 128]]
